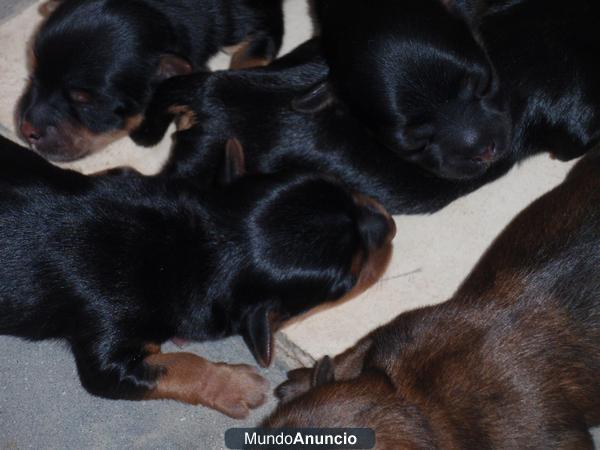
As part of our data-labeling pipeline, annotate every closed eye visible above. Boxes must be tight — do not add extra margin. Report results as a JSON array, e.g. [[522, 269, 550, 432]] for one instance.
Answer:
[[475, 73, 492, 98], [68, 89, 93, 104], [403, 123, 435, 147]]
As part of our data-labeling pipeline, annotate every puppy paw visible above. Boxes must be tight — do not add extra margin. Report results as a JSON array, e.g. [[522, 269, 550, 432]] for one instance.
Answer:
[[144, 352, 268, 418], [212, 363, 269, 419], [275, 367, 313, 403], [129, 123, 168, 147]]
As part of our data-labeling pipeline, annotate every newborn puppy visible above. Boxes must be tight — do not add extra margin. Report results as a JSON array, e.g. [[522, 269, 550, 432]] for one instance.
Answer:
[[0, 135, 395, 418], [17, 0, 283, 161], [266, 148, 600, 447], [131, 40, 524, 215], [312, 0, 511, 180], [450, 0, 600, 162]]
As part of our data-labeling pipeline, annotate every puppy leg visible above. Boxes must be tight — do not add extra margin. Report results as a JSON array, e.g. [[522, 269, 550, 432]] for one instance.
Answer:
[[129, 74, 209, 147], [229, 30, 283, 69], [230, 0, 283, 70], [71, 340, 268, 418], [71, 340, 165, 399], [230, 39, 273, 69], [276, 337, 373, 402], [145, 352, 269, 419]]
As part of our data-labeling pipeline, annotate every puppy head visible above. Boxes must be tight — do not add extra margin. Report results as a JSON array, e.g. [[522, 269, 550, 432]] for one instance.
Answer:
[[263, 359, 433, 449], [217, 140, 396, 367], [17, 0, 191, 161], [316, 0, 511, 180]]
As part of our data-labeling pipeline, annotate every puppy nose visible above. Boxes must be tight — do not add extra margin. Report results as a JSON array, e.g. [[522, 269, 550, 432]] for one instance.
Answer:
[[353, 193, 396, 250], [20, 121, 42, 144], [472, 142, 496, 163]]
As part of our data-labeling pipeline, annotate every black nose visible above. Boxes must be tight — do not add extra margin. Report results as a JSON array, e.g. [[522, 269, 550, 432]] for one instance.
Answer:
[[354, 194, 396, 251], [20, 121, 42, 144]]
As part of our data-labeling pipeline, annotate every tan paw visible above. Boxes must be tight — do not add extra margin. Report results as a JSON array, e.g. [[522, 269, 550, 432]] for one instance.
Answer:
[[212, 363, 269, 419]]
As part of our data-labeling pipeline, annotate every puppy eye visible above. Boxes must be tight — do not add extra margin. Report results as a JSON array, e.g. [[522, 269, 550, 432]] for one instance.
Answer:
[[404, 123, 434, 142], [68, 89, 92, 104]]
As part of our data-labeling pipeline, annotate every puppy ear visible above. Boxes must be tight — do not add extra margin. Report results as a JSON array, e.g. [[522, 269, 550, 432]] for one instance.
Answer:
[[219, 138, 246, 185], [156, 54, 193, 81], [292, 82, 334, 114], [311, 356, 335, 387], [39, 0, 62, 17], [241, 304, 275, 368]]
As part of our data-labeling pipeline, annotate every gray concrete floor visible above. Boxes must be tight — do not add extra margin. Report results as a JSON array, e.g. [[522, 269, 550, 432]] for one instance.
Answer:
[[0, 0, 36, 24], [0, 336, 288, 449]]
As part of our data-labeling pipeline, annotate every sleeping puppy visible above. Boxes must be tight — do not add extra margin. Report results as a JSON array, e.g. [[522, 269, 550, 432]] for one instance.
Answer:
[[312, 0, 511, 180], [265, 149, 600, 448], [16, 0, 283, 161], [130, 40, 525, 215], [449, 0, 600, 161], [0, 135, 395, 418]]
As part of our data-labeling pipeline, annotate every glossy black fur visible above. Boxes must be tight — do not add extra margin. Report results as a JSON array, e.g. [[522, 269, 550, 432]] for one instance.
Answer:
[[0, 134, 390, 401], [133, 40, 529, 215], [452, 0, 600, 161], [17, 0, 283, 160], [313, 0, 512, 180]]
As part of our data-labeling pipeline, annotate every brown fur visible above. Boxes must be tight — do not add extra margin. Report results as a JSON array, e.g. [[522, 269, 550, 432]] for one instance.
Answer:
[[348, 192, 396, 296], [25, 114, 144, 162], [266, 150, 600, 448], [229, 40, 271, 70], [144, 351, 268, 419], [68, 114, 143, 156], [38, 0, 62, 17]]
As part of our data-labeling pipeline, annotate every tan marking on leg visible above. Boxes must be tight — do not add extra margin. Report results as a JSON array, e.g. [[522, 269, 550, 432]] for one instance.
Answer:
[[229, 40, 271, 70], [39, 0, 61, 17], [144, 343, 161, 355], [123, 114, 143, 132], [222, 42, 247, 55], [167, 105, 197, 131], [144, 352, 268, 418]]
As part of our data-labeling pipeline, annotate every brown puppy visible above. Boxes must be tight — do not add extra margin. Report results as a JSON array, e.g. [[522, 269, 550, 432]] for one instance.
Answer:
[[266, 149, 600, 448]]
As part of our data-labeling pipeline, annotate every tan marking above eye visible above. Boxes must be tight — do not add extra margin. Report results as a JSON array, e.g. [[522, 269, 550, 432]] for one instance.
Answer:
[[69, 89, 92, 104]]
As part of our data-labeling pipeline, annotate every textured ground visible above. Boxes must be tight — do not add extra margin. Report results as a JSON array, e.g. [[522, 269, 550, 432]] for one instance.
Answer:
[[0, 336, 288, 449]]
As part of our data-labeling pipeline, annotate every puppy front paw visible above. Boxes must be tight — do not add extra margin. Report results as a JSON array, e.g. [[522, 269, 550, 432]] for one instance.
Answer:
[[144, 352, 268, 418], [212, 363, 269, 419], [275, 367, 313, 403], [129, 122, 169, 147]]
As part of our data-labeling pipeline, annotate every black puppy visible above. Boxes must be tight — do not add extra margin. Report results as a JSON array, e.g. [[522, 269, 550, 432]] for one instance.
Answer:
[[17, 0, 284, 161], [312, 0, 511, 180], [0, 135, 395, 418], [131, 40, 528, 215], [267, 148, 600, 449], [315, 0, 599, 178], [450, 0, 600, 161]]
